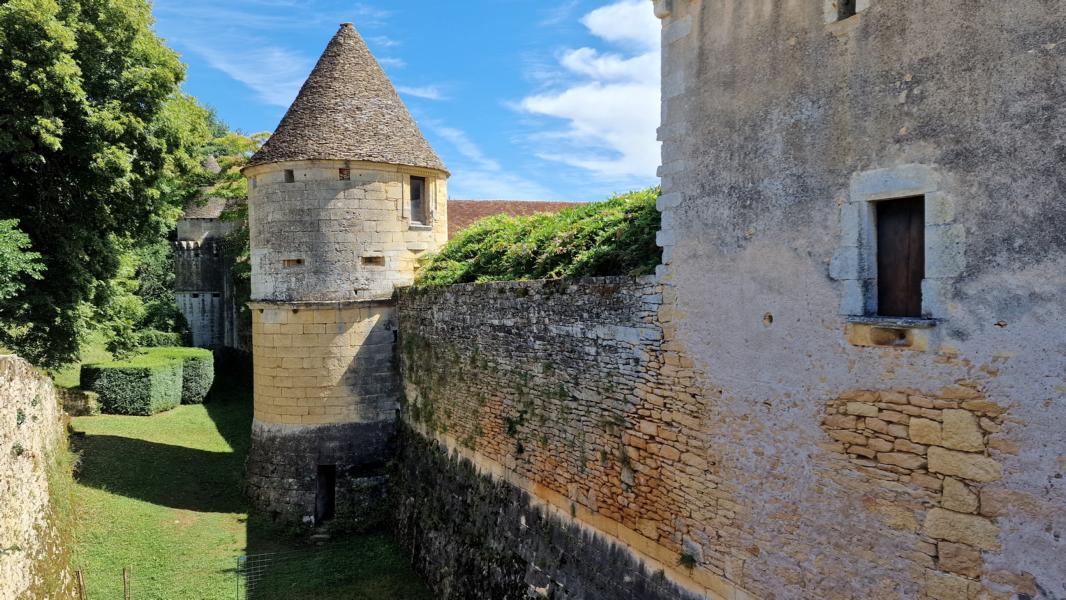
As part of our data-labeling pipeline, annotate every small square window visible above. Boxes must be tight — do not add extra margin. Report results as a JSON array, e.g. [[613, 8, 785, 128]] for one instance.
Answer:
[[339, 168, 350, 181], [284, 169, 295, 183], [362, 256, 385, 267], [837, 0, 857, 20]]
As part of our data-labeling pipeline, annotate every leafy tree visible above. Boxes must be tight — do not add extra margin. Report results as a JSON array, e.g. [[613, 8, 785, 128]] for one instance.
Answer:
[[0, 0, 212, 366], [0, 219, 44, 301]]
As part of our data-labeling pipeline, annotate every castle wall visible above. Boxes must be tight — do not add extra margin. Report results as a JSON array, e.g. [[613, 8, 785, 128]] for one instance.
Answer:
[[652, 1, 1066, 598], [245, 160, 448, 303], [174, 237, 231, 349], [0, 356, 75, 599], [394, 278, 750, 600]]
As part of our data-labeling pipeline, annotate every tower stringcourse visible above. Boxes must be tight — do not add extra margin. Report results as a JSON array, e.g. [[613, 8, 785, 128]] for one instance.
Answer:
[[241, 22, 449, 527]]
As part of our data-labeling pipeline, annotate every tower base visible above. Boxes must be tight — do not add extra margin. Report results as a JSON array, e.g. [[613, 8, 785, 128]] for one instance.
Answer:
[[246, 419, 394, 530]]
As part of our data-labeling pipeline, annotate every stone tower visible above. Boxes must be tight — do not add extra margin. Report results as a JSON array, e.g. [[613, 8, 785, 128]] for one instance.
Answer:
[[242, 22, 449, 527]]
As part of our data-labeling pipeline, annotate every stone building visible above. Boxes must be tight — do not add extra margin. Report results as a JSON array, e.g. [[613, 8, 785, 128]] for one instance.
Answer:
[[241, 22, 450, 526], [648, 0, 1066, 597], [174, 189, 243, 350]]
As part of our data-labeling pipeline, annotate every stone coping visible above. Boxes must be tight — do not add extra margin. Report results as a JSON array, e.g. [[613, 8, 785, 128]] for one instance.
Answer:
[[248, 298, 396, 310], [846, 316, 940, 329]]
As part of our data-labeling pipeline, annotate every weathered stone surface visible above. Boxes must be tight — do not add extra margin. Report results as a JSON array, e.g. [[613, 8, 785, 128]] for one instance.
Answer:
[[942, 478, 979, 514], [847, 402, 879, 417], [923, 508, 1001, 550], [938, 541, 983, 578], [941, 409, 984, 452], [0, 356, 76, 599], [928, 447, 1003, 482], [878, 452, 926, 470], [392, 424, 703, 600], [910, 418, 943, 446]]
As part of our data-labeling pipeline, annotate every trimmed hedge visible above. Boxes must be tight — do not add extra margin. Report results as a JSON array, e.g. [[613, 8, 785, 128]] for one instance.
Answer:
[[80, 357, 183, 415], [136, 329, 186, 348], [141, 347, 215, 404]]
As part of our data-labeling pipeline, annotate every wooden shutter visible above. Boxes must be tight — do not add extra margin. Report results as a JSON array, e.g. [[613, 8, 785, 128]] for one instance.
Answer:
[[876, 197, 925, 317]]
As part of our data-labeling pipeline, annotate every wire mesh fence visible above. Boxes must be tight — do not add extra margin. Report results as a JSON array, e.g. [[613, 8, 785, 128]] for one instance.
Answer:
[[234, 542, 370, 600]]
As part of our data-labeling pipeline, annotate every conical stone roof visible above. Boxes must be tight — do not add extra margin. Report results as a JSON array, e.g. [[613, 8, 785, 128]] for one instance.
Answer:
[[246, 23, 447, 173]]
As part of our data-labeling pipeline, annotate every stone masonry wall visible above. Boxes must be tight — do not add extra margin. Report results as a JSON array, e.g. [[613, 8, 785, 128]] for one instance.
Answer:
[[396, 278, 753, 600], [0, 355, 75, 599], [246, 160, 447, 303], [654, 1, 1065, 598]]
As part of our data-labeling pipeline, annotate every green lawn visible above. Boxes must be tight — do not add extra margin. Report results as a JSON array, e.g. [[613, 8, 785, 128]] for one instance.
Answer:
[[68, 373, 432, 600]]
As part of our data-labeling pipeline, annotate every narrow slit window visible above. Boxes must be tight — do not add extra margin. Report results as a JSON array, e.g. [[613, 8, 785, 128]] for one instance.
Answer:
[[837, 0, 857, 20], [339, 168, 350, 181], [362, 256, 386, 267], [283, 169, 295, 183], [410, 176, 427, 224], [875, 196, 925, 317], [282, 258, 304, 268], [315, 465, 336, 523]]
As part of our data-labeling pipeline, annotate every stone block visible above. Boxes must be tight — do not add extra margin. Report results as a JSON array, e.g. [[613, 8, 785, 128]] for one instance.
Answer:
[[878, 452, 926, 470], [941, 409, 984, 452], [942, 478, 978, 513], [909, 418, 942, 445], [938, 541, 983, 578], [923, 508, 1000, 550], [847, 402, 879, 417], [928, 447, 1002, 482]]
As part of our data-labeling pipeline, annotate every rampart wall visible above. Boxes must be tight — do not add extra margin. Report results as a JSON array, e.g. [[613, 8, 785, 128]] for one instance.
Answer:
[[0, 356, 75, 599]]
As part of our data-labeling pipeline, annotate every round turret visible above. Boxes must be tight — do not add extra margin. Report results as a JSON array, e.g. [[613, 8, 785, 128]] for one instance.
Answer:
[[242, 22, 448, 527]]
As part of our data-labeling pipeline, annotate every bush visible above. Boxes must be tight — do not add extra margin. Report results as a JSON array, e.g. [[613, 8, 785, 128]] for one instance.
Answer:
[[416, 188, 661, 286], [80, 357, 183, 415], [141, 347, 215, 404], [136, 329, 187, 348]]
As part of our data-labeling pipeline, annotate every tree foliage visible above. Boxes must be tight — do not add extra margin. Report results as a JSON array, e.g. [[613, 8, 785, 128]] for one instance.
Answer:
[[0, 219, 44, 301], [416, 188, 662, 286], [0, 0, 212, 366]]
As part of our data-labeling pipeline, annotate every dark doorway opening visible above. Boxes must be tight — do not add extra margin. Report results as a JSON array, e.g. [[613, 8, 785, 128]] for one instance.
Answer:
[[315, 465, 336, 523]]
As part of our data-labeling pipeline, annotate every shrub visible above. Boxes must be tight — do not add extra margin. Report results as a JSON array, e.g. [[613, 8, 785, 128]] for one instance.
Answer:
[[136, 329, 187, 348], [80, 357, 183, 415], [416, 188, 661, 286], [141, 347, 215, 404]]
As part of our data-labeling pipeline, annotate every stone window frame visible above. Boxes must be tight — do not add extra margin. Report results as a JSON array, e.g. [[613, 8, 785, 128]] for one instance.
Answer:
[[831, 164, 964, 323], [823, 0, 872, 24], [405, 174, 435, 231]]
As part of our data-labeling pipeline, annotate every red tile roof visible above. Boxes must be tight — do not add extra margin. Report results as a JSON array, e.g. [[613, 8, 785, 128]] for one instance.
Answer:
[[447, 200, 587, 239]]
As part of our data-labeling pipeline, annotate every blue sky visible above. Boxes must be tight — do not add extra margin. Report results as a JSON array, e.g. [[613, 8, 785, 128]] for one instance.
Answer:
[[152, 0, 662, 201]]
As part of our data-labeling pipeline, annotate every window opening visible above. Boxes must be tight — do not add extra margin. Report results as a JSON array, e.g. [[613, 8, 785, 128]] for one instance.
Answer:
[[315, 465, 336, 523], [837, 0, 857, 20], [282, 258, 304, 268], [284, 169, 295, 183], [362, 256, 386, 267], [875, 196, 924, 317], [410, 176, 427, 224], [339, 168, 350, 181]]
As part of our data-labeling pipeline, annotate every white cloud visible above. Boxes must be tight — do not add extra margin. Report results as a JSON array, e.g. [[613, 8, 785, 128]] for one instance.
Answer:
[[428, 123, 553, 200], [378, 57, 407, 69], [518, 0, 661, 180], [397, 85, 448, 101], [182, 41, 310, 107]]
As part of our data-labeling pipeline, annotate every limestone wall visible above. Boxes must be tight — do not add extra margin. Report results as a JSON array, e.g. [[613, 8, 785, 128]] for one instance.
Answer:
[[654, 1, 1066, 598], [0, 356, 74, 599], [246, 300, 400, 525], [245, 159, 448, 303], [396, 278, 750, 600], [249, 301, 398, 427]]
